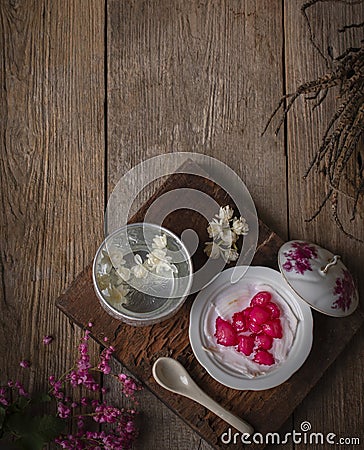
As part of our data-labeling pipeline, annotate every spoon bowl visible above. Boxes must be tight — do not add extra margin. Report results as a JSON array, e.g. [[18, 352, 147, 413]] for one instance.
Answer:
[[153, 357, 193, 396], [152, 357, 254, 435]]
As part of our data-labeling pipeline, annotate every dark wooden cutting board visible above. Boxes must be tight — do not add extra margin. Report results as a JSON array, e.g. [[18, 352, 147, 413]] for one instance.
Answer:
[[56, 160, 363, 449]]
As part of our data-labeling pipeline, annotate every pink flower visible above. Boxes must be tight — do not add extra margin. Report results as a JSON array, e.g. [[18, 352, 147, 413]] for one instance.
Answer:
[[6, 328, 139, 450], [49, 376, 64, 399], [57, 401, 71, 419], [43, 335, 53, 345], [14, 381, 30, 398], [93, 403, 122, 424], [19, 360, 31, 368], [76, 416, 84, 430], [0, 387, 9, 406], [117, 373, 141, 399], [97, 346, 114, 375]]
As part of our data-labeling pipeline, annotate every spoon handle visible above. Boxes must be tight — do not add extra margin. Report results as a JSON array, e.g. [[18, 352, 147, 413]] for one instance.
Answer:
[[186, 384, 254, 436]]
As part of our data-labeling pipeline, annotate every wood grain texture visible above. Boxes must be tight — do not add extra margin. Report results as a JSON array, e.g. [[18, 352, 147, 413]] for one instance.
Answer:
[[2, 0, 363, 449], [56, 165, 288, 449], [107, 0, 286, 233], [56, 164, 363, 449], [104, 358, 213, 450], [0, 0, 104, 442], [106, 1, 287, 448], [284, 0, 364, 446]]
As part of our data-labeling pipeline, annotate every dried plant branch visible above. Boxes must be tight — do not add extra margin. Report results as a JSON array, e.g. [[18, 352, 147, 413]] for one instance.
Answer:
[[264, 0, 364, 242]]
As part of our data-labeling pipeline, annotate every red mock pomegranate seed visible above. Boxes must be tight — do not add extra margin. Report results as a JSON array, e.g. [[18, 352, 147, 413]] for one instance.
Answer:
[[262, 319, 283, 339], [213, 290, 283, 368], [214, 317, 238, 346], [250, 291, 272, 306], [249, 305, 271, 325], [255, 333, 273, 350], [254, 349, 275, 366], [264, 302, 281, 319], [232, 311, 247, 332], [237, 335, 255, 356]]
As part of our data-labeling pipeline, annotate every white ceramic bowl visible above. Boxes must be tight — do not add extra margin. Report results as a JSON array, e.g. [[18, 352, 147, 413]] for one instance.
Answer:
[[189, 266, 313, 390]]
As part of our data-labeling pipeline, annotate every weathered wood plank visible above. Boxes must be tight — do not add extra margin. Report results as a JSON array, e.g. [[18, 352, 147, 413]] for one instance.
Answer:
[[284, 0, 364, 446], [0, 0, 104, 440], [57, 164, 289, 449], [105, 0, 284, 447], [104, 359, 213, 450], [107, 0, 286, 233], [57, 161, 363, 449]]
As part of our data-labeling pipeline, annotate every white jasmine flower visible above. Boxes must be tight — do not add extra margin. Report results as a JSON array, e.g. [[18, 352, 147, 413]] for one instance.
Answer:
[[219, 226, 237, 246], [224, 247, 239, 263], [207, 219, 223, 239], [96, 273, 111, 291], [205, 241, 239, 263], [147, 248, 177, 275], [100, 250, 113, 273], [108, 249, 126, 269], [152, 234, 167, 250], [131, 254, 148, 279], [105, 284, 129, 304], [216, 205, 234, 222], [232, 217, 249, 236], [116, 266, 131, 282], [104, 249, 130, 281], [204, 205, 247, 263], [207, 218, 237, 246], [204, 242, 221, 259], [147, 248, 168, 266]]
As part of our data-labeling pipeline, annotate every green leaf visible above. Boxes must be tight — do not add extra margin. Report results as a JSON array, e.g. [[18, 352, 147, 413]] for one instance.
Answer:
[[36, 414, 65, 441], [6, 412, 30, 435], [0, 406, 5, 430], [4, 413, 65, 449], [14, 434, 44, 450], [13, 396, 29, 411], [32, 393, 51, 405]]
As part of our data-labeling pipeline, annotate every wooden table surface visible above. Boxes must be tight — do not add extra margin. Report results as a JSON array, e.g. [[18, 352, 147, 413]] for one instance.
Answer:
[[1, 1, 363, 449]]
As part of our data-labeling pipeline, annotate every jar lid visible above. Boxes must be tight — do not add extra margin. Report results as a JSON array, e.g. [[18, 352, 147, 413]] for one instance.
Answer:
[[278, 240, 359, 317]]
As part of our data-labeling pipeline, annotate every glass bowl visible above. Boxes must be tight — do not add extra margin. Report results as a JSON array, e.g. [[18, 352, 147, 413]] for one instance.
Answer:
[[92, 223, 193, 326]]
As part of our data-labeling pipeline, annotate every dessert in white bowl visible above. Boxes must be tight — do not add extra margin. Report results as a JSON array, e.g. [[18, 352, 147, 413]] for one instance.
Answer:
[[203, 284, 298, 378], [189, 266, 313, 390]]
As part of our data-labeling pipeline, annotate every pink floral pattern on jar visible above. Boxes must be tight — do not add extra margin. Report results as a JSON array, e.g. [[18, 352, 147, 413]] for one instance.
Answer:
[[282, 242, 318, 275], [332, 269, 355, 312]]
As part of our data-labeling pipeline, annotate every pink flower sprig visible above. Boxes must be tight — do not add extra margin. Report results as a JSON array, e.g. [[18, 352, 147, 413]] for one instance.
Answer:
[[3, 379, 31, 399], [97, 346, 115, 375], [65, 330, 100, 392], [54, 411, 137, 450], [49, 329, 141, 449], [1, 329, 141, 450], [116, 373, 142, 403]]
